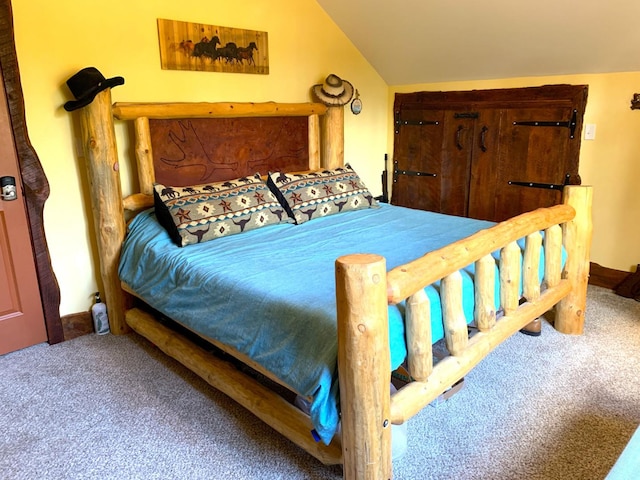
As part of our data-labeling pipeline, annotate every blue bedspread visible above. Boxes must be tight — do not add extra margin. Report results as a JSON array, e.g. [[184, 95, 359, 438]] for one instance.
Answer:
[[119, 203, 496, 443]]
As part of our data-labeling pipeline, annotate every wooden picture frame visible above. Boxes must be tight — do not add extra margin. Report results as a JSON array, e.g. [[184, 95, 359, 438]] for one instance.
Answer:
[[157, 18, 269, 75]]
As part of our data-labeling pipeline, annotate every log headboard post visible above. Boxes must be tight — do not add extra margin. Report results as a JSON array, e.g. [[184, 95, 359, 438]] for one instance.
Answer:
[[78, 88, 129, 334], [321, 106, 345, 169]]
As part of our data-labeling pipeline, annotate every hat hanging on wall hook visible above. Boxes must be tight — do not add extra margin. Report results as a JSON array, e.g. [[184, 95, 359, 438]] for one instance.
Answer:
[[312, 73, 354, 106], [63, 67, 124, 112], [350, 89, 362, 115]]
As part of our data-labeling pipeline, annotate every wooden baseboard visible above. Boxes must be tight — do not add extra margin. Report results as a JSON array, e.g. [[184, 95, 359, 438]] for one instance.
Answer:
[[61, 312, 93, 341], [588, 262, 632, 290]]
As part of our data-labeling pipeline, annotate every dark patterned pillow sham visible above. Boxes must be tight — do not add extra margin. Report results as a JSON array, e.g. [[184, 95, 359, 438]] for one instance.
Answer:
[[153, 173, 291, 247], [267, 164, 378, 225]]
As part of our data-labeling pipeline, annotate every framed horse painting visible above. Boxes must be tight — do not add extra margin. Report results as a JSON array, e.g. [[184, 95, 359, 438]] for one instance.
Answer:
[[157, 18, 269, 75]]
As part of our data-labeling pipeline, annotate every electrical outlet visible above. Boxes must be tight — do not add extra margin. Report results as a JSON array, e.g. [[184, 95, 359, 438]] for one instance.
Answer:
[[584, 124, 596, 140]]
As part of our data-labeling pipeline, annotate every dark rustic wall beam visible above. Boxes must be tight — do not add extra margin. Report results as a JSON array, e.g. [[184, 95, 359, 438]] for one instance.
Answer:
[[0, 0, 62, 343]]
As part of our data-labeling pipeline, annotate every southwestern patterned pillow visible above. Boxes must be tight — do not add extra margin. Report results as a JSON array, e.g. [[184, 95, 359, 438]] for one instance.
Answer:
[[267, 164, 378, 225], [154, 173, 291, 247]]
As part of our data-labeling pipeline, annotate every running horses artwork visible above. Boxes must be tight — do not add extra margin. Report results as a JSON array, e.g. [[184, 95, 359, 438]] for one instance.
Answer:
[[157, 18, 269, 75]]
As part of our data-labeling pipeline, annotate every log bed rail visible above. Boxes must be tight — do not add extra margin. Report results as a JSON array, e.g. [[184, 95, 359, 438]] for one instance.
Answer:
[[77, 87, 593, 480]]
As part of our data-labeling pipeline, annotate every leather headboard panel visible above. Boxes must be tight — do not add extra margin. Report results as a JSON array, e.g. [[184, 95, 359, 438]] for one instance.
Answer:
[[150, 116, 310, 186]]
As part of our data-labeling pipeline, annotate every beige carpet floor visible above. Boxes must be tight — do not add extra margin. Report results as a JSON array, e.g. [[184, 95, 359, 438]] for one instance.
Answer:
[[1, 285, 639, 479]]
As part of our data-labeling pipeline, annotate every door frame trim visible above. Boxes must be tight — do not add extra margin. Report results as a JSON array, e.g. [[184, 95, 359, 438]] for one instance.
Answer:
[[0, 0, 62, 343]]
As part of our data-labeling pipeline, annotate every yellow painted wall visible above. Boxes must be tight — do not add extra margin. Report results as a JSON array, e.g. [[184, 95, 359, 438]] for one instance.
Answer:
[[10, 0, 640, 318], [390, 73, 640, 273], [11, 0, 388, 315]]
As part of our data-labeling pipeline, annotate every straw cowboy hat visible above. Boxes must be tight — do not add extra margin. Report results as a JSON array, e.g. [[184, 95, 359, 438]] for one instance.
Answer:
[[312, 74, 354, 106], [63, 67, 124, 112]]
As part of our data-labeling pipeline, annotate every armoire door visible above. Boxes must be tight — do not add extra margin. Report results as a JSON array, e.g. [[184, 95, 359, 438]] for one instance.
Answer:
[[454, 108, 503, 219], [0, 73, 47, 355], [391, 108, 448, 212], [486, 105, 583, 221], [438, 110, 475, 216], [392, 85, 587, 222], [392, 107, 502, 218]]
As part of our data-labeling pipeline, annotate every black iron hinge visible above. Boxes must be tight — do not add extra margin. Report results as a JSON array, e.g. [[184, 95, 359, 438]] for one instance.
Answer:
[[394, 111, 439, 134], [392, 160, 437, 182], [512, 109, 578, 139], [508, 173, 571, 191]]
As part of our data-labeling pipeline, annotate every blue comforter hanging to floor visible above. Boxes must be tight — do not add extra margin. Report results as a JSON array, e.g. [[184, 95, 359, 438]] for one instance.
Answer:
[[119, 203, 500, 444]]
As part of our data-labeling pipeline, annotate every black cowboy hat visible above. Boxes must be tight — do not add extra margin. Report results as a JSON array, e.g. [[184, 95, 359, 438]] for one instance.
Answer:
[[63, 67, 124, 112]]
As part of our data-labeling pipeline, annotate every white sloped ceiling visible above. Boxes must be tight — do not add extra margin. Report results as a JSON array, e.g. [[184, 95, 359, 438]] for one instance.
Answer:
[[316, 0, 640, 85]]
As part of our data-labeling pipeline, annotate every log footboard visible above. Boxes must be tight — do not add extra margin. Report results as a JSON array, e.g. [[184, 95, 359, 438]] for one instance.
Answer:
[[335, 185, 592, 480]]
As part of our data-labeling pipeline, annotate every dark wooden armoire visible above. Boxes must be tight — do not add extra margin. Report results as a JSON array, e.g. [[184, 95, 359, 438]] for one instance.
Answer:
[[391, 85, 588, 222]]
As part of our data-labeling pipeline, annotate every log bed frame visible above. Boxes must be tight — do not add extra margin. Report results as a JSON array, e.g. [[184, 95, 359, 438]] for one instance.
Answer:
[[77, 86, 593, 480]]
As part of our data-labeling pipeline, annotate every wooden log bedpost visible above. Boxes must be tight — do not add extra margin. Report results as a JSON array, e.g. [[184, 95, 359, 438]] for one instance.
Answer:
[[77, 88, 128, 334], [336, 254, 392, 480], [321, 106, 345, 169], [555, 185, 593, 334]]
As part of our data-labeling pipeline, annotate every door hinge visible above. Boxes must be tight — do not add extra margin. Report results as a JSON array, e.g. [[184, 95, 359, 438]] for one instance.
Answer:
[[512, 109, 578, 139], [392, 160, 437, 182], [394, 111, 439, 134], [508, 173, 571, 191]]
